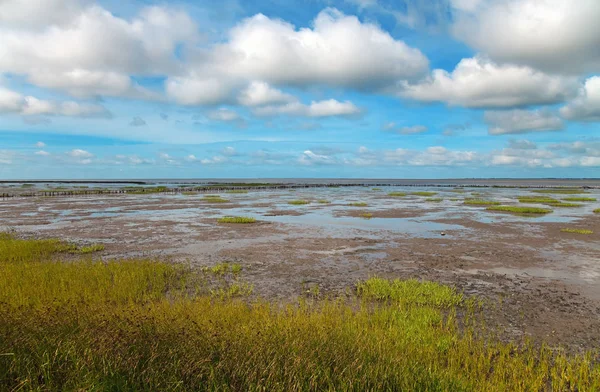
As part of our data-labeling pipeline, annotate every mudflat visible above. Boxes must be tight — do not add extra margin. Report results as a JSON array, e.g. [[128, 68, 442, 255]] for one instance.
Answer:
[[2, 185, 599, 351]]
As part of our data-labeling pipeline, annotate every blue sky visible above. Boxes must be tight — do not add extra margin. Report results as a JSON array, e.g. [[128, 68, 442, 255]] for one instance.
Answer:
[[0, 0, 599, 179]]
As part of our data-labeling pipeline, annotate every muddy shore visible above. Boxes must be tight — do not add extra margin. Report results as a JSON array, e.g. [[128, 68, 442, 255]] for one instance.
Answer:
[[1, 186, 599, 351]]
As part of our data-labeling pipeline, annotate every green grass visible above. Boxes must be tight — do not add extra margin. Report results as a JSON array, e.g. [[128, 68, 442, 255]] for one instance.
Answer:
[[371, 188, 382, 191], [317, 199, 331, 204], [544, 202, 584, 208], [563, 197, 597, 202], [464, 199, 501, 206], [288, 200, 310, 205], [412, 191, 438, 196], [203, 195, 230, 203], [182, 191, 197, 195], [518, 196, 558, 203], [486, 206, 553, 214], [218, 216, 257, 224], [2, 235, 600, 391], [425, 198, 443, 203], [349, 202, 368, 207], [560, 228, 593, 235], [77, 244, 105, 254], [531, 189, 588, 194], [359, 212, 373, 219], [225, 190, 249, 194], [594, 208, 600, 214], [388, 192, 407, 197]]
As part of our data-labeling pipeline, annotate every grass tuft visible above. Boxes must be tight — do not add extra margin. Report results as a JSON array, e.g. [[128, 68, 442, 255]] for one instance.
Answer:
[[203, 195, 230, 203], [487, 206, 553, 214], [225, 190, 249, 194], [288, 200, 310, 205], [560, 228, 593, 235], [317, 199, 331, 204], [464, 199, 501, 206], [388, 192, 407, 197], [532, 189, 588, 194], [218, 216, 256, 224], [594, 208, 600, 214], [412, 191, 438, 196], [359, 212, 373, 219], [563, 197, 596, 202], [349, 202, 368, 207]]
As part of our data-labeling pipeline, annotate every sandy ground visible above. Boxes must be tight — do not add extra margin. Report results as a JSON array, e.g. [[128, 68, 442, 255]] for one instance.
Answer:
[[1, 187, 599, 352]]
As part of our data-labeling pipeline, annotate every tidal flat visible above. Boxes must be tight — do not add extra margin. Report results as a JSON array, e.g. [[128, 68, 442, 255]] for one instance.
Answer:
[[1, 181, 600, 389]]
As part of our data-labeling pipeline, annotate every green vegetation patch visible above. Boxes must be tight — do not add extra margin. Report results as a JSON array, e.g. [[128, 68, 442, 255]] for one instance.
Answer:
[[371, 188, 382, 191], [225, 190, 249, 194], [218, 216, 257, 224], [487, 206, 553, 215], [531, 189, 588, 194], [317, 199, 331, 204], [2, 236, 600, 391], [359, 212, 373, 219], [563, 197, 596, 202], [464, 199, 501, 206], [349, 202, 368, 207], [203, 195, 230, 203], [388, 192, 407, 197], [288, 200, 310, 205], [544, 202, 584, 208], [594, 208, 600, 214], [412, 191, 438, 196], [560, 228, 593, 235], [425, 198, 443, 203], [518, 196, 558, 203]]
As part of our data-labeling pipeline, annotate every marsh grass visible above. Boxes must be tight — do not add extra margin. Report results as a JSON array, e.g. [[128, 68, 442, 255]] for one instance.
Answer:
[[203, 195, 230, 203], [2, 236, 600, 391], [77, 244, 105, 254], [317, 199, 331, 204], [388, 192, 407, 197], [182, 191, 197, 196], [225, 190, 249, 194], [349, 202, 368, 207], [487, 206, 553, 215], [563, 197, 597, 202], [218, 216, 256, 224], [594, 208, 600, 213], [412, 191, 437, 196], [425, 198, 443, 203], [0, 233, 103, 262], [532, 189, 588, 194], [545, 202, 584, 208], [359, 212, 373, 219], [560, 228, 594, 235], [464, 199, 501, 206], [371, 188, 382, 191], [518, 196, 558, 203], [288, 200, 310, 205]]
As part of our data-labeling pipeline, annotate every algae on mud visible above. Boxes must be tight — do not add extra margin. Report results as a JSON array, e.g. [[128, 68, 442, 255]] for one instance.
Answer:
[[1, 233, 599, 391]]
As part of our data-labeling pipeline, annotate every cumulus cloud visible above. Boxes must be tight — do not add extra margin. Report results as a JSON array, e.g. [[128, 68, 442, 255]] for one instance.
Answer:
[[237, 81, 296, 107], [221, 146, 238, 156], [398, 125, 427, 135], [0, 2, 197, 98], [484, 110, 564, 135], [35, 150, 51, 156], [399, 57, 576, 108], [298, 150, 338, 165], [560, 76, 600, 122], [254, 99, 360, 118], [0, 86, 110, 118], [166, 8, 428, 105], [129, 117, 146, 127], [35, 141, 46, 148], [452, 0, 600, 74]]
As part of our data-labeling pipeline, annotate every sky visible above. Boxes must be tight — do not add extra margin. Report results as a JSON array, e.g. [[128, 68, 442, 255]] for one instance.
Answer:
[[0, 0, 599, 179]]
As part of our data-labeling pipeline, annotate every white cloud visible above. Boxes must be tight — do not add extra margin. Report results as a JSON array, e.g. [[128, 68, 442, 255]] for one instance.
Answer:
[[0, 3, 198, 98], [0, 86, 110, 117], [35, 150, 51, 156], [484, 109, 564, 135], [207, 108, 241, 122], [237, 81, 296, 107], [452, 0, 600, 74], [166, 8, 428, 105], [298, 150, 338, 165], [548, 141, 600, 157], [35, 141, 46, 148], [221, 146, 238, 156], [399, 57, 576, 108], [507, 139, 537, 150], [255, 99, 360, 118], [399, 125, 427, 135], [560, 76, 600, 122], [67, 149, 93, 159]]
